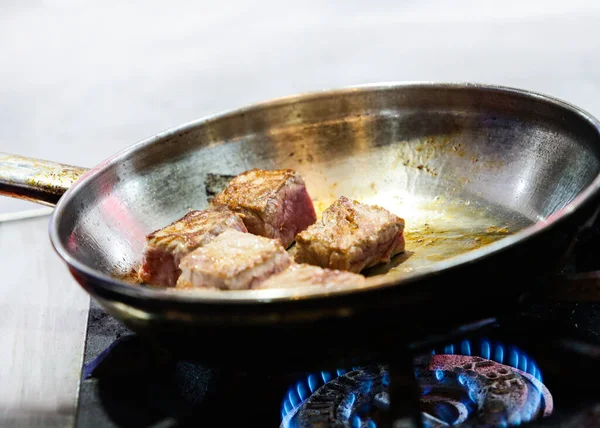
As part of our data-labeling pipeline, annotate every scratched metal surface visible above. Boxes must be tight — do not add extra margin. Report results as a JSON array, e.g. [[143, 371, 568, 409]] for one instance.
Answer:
[[47, 83, 600, 300]]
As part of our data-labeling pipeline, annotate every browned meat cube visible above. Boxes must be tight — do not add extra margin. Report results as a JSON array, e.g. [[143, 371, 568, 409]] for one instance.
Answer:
[[294, 196, 405, 273], [138, 209, 247, 286], [257, 263, 365, 289], [176, 230, 291, 290], [211, 169, 317, 248]]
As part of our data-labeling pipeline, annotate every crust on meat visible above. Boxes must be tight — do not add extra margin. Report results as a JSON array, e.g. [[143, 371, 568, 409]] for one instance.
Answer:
[[138, 208, 247, 286], [211, 169, 317, 248], [257, 263, 365, 289], [176, 230, 292, 290], [294, 196, 405, 273]]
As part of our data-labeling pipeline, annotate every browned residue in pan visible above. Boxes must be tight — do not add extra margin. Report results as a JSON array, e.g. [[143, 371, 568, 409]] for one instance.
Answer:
[[391, 133, 506, 179], [118, 200, 523, 286], [120, 266, 143, 285]]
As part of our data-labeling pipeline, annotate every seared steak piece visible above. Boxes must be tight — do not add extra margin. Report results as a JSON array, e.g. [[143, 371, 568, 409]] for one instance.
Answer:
[[176, 230, 291, 290], [257, 263, 365, 289], [138, 209, 247, 286], [211, 169, 317, 248], [294, 196, 405, 273]]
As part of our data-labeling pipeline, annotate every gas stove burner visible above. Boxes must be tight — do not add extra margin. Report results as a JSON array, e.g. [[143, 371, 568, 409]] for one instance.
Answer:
[[281, 364, 387, 428], [281, 340, 553, 427], [415, 354, 552, 426]]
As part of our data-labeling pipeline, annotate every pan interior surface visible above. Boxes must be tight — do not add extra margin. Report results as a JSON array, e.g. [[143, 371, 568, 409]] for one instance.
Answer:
[[53, 84, 600, 296]]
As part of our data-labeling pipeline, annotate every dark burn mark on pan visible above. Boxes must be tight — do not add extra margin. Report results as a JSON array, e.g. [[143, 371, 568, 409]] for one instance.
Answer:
[[204, 173, 235, 203]]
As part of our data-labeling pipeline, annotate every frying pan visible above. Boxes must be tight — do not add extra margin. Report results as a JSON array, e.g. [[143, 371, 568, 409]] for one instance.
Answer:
[[2, 82, 600, 370]]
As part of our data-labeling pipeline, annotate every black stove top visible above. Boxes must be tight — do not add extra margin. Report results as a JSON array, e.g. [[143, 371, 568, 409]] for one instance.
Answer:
[[75, 297, 600, 428], [75, 224, 600, 428]]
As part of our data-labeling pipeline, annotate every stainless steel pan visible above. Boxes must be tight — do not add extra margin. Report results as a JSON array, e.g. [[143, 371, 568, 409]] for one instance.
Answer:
[[2, 82, 600, 369]]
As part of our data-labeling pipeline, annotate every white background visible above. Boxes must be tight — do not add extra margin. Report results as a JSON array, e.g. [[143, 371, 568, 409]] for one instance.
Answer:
[[3, 0, 600, 213]]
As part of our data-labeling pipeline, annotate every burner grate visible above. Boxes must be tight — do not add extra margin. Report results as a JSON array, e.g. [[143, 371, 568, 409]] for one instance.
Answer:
[[281, 340, 552, 428]]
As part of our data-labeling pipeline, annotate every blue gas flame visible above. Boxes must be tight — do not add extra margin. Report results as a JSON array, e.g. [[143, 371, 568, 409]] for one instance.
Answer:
[[426, 339, 546, 426], [382, 373, 390, 386], [519, 355, 528, 373], [282, 375, 320, 421], [508, 348, 519, 368], [297, 382, 309, 401], [435, 369, 445, 381], [281, 368, 355, 422], [282, 339, 544, 424], [494, 343, 504, 364], [280, 366, 381, 427], [430, 339, 543, 382], [460, 340, 471, 356], [288, 389, 300, 407], [307, 374, 318, 393], [481, 340, 491, 359], [321, 371, 333, 383]]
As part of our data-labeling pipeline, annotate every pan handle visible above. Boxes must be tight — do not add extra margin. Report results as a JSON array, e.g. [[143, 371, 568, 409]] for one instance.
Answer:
[[0, 153, 88, 206]]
